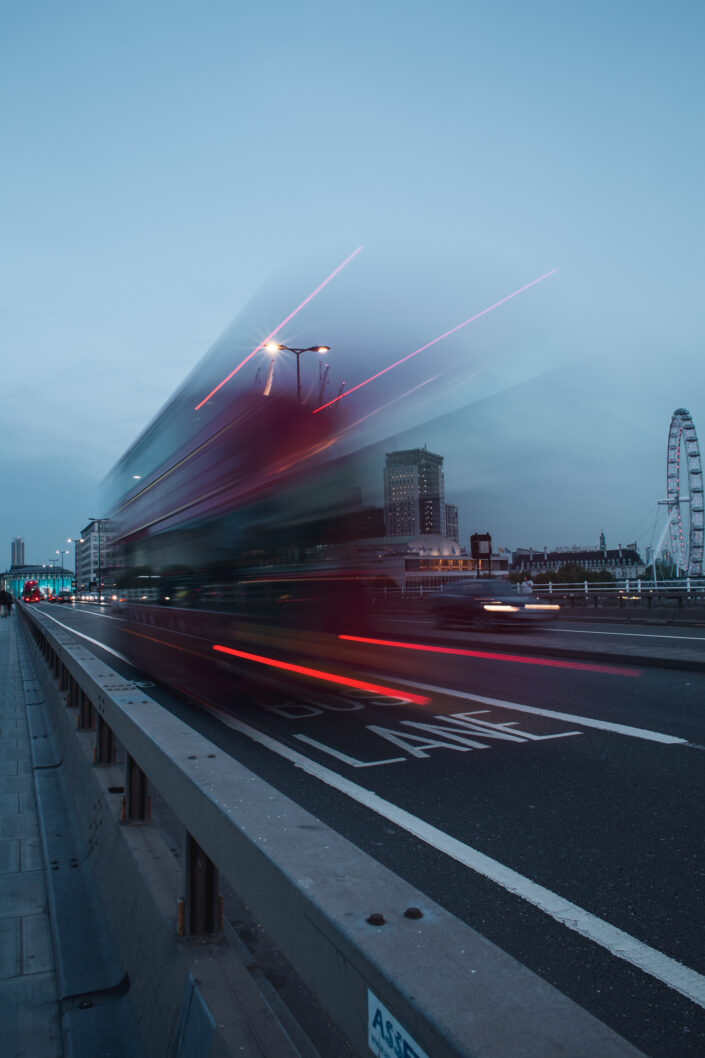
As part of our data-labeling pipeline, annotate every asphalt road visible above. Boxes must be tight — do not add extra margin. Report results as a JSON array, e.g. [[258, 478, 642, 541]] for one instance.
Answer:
[[35, 603, 705, 1058]]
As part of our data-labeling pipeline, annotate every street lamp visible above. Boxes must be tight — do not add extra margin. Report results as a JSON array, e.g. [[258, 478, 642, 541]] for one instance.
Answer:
[[88, 518, 104, 602], [67, 537, 85, 592], [264, 342, 330, 403], [56, 549, 70, 590]]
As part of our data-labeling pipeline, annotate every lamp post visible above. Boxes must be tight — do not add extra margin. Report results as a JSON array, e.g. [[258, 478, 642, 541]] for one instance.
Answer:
[[56, 549, 69, 590], [67, 537, 85, 592], [88, 518, 104, 602], [264, 342, 330, 403]]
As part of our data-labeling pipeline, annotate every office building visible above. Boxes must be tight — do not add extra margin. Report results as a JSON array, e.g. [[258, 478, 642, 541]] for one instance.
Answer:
[[76, 519, 114, 590], [11, 537, 25, 568], [384, 447, 446, 537], [445, 504, 459, 542]]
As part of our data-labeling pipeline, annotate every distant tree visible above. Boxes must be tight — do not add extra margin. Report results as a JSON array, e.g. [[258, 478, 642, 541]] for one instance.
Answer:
[[533, 563, 615, 585]]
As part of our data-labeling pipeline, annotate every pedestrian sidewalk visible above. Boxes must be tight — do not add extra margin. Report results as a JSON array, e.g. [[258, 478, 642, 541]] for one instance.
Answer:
[[0, 613, 63, 1057]]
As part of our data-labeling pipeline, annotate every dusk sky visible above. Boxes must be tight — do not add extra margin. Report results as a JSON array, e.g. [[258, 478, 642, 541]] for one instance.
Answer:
[[2, 1, 703, 568]]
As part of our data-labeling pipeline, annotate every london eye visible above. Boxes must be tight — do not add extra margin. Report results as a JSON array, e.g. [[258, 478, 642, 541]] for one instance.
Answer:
[[665, 408, 704, 576]]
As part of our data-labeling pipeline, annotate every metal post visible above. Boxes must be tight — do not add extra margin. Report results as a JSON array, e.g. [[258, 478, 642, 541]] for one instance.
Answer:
[[94, 714, 115, 765], [179, 833, 221, 937], [295, 349, 302, 403], [121, 754, 150, 824], [77, 689, 95, 730]]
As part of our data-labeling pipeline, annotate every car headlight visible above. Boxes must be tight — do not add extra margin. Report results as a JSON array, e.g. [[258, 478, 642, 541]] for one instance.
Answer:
[[483, 604, 519, 612]]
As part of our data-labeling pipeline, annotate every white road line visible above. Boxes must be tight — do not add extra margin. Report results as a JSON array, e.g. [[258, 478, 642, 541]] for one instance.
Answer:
[[545, 627, 705, 642], [39, 611, 132, 663], [205, 704, 705, 1009], [360, 677, 688, 745], [72, 606, 124, 621]]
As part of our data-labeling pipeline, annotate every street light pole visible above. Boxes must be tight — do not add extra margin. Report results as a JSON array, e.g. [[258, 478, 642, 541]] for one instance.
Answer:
[[88, 518, 103, 603], [56, 549, 69, 589], [264, 343, 330, 403], [67, 538, 85, 592]]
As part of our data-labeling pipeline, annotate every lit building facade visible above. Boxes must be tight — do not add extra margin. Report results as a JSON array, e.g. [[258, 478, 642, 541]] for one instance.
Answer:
[[511, 544, 645, 579], [76, 519, 114, 590], [384, 447, 446, 537]]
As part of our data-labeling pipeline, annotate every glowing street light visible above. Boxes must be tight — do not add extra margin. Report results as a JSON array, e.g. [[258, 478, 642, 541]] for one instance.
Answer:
[[264, 343, 330, 402]]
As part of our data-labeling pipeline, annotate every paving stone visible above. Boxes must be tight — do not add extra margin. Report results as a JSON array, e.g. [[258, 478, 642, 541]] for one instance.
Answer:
[[0, 813, 39, 838], [0, 773, 33, 795], [20, 838, 43, 871], [0, 972, 62, 1057], [0, 870, 47, 918], [22, 913, 55, 975], [0, 759, 18, 776], [0, 792, 19, 815], [0, 839, 19, 875], [0, 918, 19, 978]]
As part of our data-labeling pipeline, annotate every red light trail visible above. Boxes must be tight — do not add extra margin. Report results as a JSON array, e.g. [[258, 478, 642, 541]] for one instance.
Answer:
[[212, 644, 431, 703], [338, 635, 641, 677], [313, 269, 557, 413], [195, 245, 363, 410]]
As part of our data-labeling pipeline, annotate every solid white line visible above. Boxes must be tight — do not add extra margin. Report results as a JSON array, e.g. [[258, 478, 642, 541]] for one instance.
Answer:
[[360, 676, 688, 745], [545, 627, 705, 642], [39, 610, 132, 663], [206, 704, 705, 1009]]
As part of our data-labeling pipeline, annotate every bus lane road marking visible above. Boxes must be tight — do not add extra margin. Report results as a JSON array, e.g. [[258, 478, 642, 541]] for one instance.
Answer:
[[296, 709, 581, 766], [262, 678, 689, 747], [203, 702, 705, 1010], [357, 675, 690, 746]]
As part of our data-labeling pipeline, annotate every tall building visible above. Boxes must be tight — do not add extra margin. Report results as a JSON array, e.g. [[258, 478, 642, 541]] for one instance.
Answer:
[[445, 504, 459, 542], [76, 519, 114, 590], [384, 447, 446, 537], [11, 537, 24, 568]]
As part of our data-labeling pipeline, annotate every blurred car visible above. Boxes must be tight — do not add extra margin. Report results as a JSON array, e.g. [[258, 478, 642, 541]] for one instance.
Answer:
[[57, 590, 75, 603], [426, 580, 560, 630]]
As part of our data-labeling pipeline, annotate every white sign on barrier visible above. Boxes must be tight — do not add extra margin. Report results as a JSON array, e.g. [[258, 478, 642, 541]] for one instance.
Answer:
[[367, 991, 430, 1058]]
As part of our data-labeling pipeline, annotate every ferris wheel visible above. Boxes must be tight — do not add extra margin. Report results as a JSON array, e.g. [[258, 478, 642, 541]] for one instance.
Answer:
[[665, 408, 704, 576]]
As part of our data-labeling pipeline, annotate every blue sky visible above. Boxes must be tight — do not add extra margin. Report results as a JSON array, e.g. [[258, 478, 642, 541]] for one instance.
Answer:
[[1, 1, 703, 566]]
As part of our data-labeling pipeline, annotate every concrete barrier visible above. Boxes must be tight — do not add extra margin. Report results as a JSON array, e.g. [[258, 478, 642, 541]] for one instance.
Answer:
[[18, 603, 646, 1058]]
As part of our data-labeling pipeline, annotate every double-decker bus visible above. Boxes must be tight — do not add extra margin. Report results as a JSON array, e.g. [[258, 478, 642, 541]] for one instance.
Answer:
[[103, 373, 411, 710], [22, 581, 43, 603]]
